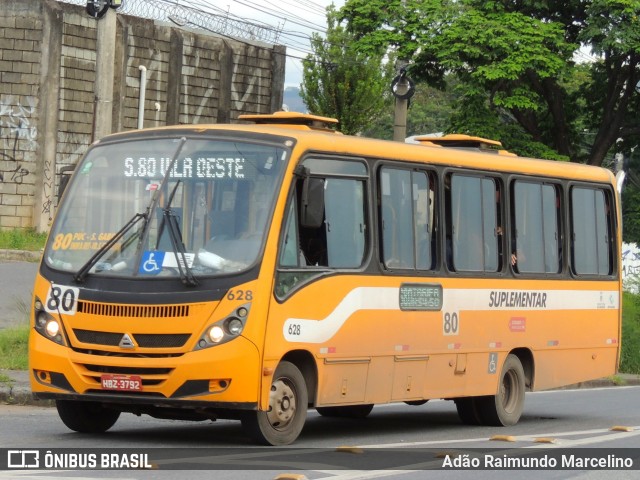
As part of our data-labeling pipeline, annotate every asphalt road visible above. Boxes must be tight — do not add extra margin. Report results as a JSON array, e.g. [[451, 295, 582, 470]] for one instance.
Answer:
[[0, 386, 639, 479], [0, 260, 38, 329]]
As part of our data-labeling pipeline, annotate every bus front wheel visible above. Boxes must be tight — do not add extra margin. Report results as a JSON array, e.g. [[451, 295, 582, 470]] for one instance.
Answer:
[[242, 361, 308, 445], [477, 354, 526, 426], [56, 399, 120, 433]]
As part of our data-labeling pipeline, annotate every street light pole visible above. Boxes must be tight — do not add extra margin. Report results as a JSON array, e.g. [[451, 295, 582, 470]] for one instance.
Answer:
[[391, 65, 415, 142]]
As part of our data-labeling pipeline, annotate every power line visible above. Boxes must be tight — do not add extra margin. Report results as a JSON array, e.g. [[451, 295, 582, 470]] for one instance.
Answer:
[[231, 0, 328, 32], [54, 0, 334, 65]]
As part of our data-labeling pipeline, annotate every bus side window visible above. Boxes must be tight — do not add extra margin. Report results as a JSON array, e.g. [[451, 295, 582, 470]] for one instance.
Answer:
[[280, 177, 367, 269], [570, 186, 613, 275], [512, 181, 562, 274], [280, 200, 302, 267], [448, 174, 499, 272], [379, 168, 436, 271]]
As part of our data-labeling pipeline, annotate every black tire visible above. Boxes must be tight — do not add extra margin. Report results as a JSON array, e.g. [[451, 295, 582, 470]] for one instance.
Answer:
[[316, 404, 374, 418], [241, 361, 308, 446], [56, 400, 120, 433], [454, 397, 483, 425], [477, 354, 526, 426]]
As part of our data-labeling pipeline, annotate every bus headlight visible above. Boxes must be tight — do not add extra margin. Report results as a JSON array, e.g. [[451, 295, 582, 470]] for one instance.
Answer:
[[208, 326, 225, 343], [33, 297, 67, 346], [226, 318, 243, 335], [45, 319, 60, 337], [195, 303, 251, 350]]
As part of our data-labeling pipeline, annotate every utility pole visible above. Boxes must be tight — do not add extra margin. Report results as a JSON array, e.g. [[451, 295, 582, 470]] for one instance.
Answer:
[[392, 0, 415, 142], [88, 1, 120, 140], [93, 8, 117, 140], [391, 64, 415, 142]]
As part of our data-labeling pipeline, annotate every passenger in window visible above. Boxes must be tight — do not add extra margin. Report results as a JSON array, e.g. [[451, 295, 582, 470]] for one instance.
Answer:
[[496, 225, 520, 268]]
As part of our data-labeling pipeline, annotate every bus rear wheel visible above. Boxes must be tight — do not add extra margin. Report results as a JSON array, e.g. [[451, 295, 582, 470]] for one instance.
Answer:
[[477, 354, 526, 426], [56, 400, 120, 433], [316, 404, 374, 418], [241, 361, 308, 445]]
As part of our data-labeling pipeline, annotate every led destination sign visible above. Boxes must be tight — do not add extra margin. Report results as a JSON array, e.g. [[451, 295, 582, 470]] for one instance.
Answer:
[[123, 156, 248, 180], [399, 283, 443, 311]]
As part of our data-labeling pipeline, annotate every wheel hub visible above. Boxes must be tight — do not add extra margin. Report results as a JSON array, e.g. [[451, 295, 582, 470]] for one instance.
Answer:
[[267, 379, 296, 429]]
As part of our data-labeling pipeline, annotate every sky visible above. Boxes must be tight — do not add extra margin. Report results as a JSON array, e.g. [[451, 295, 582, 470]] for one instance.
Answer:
[[185, 0, 344, 87]]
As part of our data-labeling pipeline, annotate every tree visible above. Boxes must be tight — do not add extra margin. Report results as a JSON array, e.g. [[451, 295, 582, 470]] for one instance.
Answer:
[[300, 6, 394, 135], [340, 0, 640, 165]]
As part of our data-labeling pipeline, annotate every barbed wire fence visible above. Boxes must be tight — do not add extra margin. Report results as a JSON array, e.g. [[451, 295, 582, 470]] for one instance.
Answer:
[[56, 0, 283, 44]]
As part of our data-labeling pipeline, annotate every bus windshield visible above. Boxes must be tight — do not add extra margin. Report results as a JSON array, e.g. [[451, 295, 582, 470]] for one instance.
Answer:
[[45, 135, 289, 279]]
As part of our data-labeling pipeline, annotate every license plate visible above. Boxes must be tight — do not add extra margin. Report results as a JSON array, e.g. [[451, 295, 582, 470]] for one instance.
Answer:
[[100, 374, 142, 392]]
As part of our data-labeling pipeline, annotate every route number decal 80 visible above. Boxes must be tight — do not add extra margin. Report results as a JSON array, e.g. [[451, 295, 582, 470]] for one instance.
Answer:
[[45, 284, 80, 315], [443, 311, 459, 335]]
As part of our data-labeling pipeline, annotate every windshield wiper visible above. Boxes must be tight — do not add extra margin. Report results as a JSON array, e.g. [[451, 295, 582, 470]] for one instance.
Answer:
[[159, 180, 199, 286], [74, 212, 147, 283]]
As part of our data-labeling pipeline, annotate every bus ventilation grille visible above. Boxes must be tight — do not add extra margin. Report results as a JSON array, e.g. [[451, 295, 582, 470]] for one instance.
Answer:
[[77, 302, 190, 318], [74, 329, 191, 348]]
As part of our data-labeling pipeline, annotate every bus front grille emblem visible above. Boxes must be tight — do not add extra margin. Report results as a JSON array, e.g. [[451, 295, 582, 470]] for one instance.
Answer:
[[119, 334, 135, 349]]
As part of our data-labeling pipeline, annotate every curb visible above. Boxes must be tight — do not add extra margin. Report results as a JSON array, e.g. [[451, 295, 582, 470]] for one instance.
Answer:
[[0, 249, 42, 263], [0, 391, 54, 407], [0, 373, 54, 407]]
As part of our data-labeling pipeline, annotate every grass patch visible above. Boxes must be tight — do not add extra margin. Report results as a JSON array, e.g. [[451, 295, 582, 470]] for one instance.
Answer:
[[620, 291, 640, 374], [0, 228, 47, 251], [0, 371, 14, 387], [0, 325, 29, 370]]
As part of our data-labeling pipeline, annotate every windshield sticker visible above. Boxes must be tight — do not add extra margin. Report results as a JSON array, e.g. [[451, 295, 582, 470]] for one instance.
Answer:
[[146, 181, 160, 191], [140, 251, 163, 274], [124, 157, 247, 180], [139, 251, 195, 275], [51, 232, 115, 251]]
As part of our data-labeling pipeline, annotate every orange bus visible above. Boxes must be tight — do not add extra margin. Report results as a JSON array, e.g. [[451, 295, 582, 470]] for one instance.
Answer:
[[29, 112, 621, 445]]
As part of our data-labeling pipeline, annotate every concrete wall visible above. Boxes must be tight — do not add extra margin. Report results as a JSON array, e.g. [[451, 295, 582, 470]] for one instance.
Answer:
[[0, 0, 285, 231]]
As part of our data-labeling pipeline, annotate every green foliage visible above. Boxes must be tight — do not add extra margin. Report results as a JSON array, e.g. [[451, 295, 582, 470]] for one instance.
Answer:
[[0, 228, 47, 251], [0, 325, 29, 370], [300, 6, 394, 135], [340, 0, 640, 166], [621, 292, 640, 374], [448, 91, 570, 160], [621, 143, 640, 243]]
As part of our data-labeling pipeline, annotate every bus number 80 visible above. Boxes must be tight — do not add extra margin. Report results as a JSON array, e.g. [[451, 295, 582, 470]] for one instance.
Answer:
[[443, 312, 459, 335]]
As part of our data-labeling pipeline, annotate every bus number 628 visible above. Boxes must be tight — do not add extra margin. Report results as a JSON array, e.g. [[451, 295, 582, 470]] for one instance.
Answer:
[[287, 324, 301, 336]]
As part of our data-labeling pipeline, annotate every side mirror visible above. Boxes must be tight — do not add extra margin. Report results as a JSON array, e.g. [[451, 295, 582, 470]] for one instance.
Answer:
[[58, 165, 75, 202], [300, 177, 325, 229]]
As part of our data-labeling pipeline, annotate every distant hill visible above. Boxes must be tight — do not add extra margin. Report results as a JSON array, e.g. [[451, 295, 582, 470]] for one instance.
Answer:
[[282, 87, 307, 113]]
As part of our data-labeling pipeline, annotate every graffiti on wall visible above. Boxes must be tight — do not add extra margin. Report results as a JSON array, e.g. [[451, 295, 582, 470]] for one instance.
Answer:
[[231, 56, 263, 113], [0, 96, 36, 184], [125, 29, 270, 126], [623, 243, 640, 292], [182, 43, 216, 123]]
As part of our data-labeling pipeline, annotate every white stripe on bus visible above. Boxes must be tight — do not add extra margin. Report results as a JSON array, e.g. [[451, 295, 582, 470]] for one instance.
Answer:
[[283, 287, 619, 343]]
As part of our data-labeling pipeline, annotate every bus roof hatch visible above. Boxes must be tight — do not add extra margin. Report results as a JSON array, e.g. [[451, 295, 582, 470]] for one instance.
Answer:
[[413, 134, 517, 156], [239, 111, 339, 132]]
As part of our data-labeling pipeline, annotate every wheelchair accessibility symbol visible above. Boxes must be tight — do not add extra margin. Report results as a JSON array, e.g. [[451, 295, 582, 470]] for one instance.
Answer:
[[139, 251, 165, 275]]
